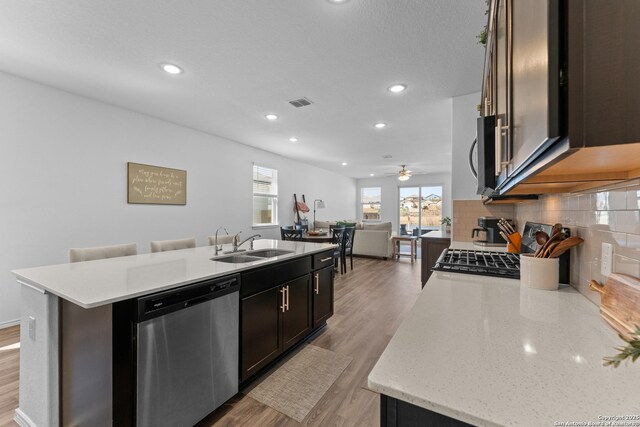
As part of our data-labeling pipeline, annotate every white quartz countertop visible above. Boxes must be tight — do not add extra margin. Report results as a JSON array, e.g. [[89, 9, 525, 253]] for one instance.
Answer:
[[12, 239, 334, 308], [368, 244, 640, 426]]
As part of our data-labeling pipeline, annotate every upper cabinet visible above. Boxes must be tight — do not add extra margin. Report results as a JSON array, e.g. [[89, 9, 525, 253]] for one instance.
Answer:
[[480, 0, 640, 197]]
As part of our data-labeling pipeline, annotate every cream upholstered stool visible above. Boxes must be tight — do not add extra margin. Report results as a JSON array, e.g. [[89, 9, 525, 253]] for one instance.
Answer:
[[69, 242, 138, 262], [207, 235, 235, 246], [149, 237, 196, 253]]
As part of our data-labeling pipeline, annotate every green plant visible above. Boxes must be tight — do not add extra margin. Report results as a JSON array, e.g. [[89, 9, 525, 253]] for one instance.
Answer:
[[603, 326, 640, 368], [477, 26, 487, 46], [441, 217, 452, 226], [477, 0, 490, 46]]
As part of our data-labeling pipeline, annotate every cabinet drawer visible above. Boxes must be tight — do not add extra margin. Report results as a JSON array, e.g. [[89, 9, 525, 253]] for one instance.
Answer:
[[313, 250, 334, 270], [241, 257, 311, 298]]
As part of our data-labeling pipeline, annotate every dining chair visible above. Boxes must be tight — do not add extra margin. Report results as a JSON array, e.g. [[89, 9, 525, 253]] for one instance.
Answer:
[[149, 237, 197, 253], [281, 228, 304, 241], [342, 227, 356, 272], [69, 242, 138, 262], [331, 227, 346, 274]]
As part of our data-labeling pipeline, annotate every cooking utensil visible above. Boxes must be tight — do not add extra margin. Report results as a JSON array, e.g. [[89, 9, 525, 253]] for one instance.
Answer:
[[534, 230, 549, 257], [589, 274, 640, 337], [536, 231, 565, 257], [548, 236, 584, 258], [541, 240, 562, 258], [534, 231, 549, 257], [551, 223, 563, 237]]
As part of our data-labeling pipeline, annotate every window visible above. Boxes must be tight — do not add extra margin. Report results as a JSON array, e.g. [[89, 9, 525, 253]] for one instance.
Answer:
[[398, 185, 443, 235], [361, 187, 381, 221], [253, 165, 278, 226]]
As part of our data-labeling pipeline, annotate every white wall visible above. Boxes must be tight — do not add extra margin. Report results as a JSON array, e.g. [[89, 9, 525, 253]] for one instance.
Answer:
[[0, 72, 356, 326], [355, 173, 451, 234], [451, 92, 481, 200]]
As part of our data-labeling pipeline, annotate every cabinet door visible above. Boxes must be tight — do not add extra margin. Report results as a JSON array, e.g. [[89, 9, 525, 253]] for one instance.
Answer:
[[494, 0, 511, 177], [241, 286, 281, 382], [509, 0, 561, 175], [281, 276, 312, 352], [312, 266, 334, 328]]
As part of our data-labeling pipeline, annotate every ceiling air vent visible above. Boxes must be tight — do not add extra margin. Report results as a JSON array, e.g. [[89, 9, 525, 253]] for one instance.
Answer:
[[289, 97, 313, 108]]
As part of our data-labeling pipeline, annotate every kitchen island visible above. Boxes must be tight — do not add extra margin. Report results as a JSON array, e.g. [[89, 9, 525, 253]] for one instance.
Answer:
[[12, 239, 335, 427], [368, 243, 640, 426]]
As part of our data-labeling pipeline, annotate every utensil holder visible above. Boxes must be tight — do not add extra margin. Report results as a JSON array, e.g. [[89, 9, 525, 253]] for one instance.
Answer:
[[520, 254, 559, 290], [507, 232, 522, 253]]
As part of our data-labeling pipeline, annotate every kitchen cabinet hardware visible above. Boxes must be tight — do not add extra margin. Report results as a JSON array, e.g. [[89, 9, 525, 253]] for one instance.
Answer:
[[314, 273, 320, 294], [320, 257, 332, 262]]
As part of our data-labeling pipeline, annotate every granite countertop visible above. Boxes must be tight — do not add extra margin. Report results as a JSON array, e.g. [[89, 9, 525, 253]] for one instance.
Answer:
[[368, 243, 640, 426], [12, 239, 334, 308]]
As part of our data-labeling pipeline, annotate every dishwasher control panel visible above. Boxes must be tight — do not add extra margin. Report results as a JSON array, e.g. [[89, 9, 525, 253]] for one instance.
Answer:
[[136, 274, 240, 322]]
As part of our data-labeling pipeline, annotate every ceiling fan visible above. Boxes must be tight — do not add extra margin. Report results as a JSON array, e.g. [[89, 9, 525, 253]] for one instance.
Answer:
[[385, 165, 414, 181]]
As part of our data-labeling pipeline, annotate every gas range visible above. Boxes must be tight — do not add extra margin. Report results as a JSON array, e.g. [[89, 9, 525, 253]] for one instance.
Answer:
[[432, 248, 521, 279]]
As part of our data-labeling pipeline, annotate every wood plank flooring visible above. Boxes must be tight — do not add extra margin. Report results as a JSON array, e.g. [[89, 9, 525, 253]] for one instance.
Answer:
[[0, 325, 19, 427], [0, 256, 422, 426]]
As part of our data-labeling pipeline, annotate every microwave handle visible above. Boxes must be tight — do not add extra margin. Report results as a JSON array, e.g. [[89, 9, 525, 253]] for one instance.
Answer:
[[468, 137, 478, 179]]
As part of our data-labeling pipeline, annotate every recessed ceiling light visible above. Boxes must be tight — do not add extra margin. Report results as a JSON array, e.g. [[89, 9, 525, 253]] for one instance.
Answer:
[[388, 84, 407, 93], [374, 122, 387, 129], [161, 63, 183, 75], [289, 137, 298, 142], [341, 162, 348, 166], [382, 154, 393, 159], [370, 173, 375, 177], [265, 114, 279, 120]]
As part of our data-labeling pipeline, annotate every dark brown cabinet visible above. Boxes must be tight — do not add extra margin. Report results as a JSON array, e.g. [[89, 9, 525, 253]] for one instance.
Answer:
[[312, 265, 334, 328], [281, 276, 312, 351], [241, 286, 282, 382], [481, 0, 640, 197], [421, 233, 451, 288], [239, 254, 333, 383], [240, 276, 311, 381]]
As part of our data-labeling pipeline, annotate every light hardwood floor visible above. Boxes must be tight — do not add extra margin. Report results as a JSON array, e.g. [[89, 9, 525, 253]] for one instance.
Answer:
[[0, 257, 422, 426]]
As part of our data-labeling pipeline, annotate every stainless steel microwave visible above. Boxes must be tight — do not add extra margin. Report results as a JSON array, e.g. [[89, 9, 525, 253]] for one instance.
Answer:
[[469, 115, 496, 197]]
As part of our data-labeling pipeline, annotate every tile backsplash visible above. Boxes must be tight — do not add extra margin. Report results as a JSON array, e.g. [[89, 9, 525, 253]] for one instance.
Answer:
[[452, 200, 515, 242], [513, 178, 640, 305], [452, 178, 640, 305]]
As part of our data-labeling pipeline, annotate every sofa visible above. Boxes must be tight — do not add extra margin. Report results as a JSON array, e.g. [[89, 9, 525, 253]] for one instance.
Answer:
[[314, 220, 393, 259]]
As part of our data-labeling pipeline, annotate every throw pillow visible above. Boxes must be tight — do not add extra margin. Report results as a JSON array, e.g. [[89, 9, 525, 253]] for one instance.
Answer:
[[337, 220, 357, 228]]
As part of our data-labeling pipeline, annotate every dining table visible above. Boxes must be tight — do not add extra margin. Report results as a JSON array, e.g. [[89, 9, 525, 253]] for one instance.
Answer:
[[300, 231, 335, 243]]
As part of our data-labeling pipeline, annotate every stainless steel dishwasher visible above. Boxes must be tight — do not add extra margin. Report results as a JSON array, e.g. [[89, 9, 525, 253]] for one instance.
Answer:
[[135, 274, 240, 427]]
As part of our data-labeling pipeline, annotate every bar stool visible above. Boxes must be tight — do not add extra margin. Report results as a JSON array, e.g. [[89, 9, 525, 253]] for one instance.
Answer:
[[69, 242, 138, 262], [149, 237, 196, 253]]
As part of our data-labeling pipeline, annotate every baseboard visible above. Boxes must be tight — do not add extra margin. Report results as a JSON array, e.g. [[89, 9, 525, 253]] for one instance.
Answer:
[[14, 408, 37, 427], [0, 319, 20, 329]]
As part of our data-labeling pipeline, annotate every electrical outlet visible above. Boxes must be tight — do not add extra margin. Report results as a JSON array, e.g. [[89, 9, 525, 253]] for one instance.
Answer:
[[28, 316, 36, 340], [601, 242, 613, 277]]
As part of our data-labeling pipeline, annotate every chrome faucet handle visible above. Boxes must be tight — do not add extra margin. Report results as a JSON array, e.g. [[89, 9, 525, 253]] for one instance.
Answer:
[[232, 232, 242, 251]]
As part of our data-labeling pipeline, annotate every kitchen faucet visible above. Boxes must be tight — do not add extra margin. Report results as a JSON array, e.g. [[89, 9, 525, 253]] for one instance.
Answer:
[[213, 227, 229, 256], [230, 233, 262, 253]]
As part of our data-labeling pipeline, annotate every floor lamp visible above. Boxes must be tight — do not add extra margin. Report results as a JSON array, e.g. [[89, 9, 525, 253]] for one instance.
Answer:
[[313, 200, 326, 230]]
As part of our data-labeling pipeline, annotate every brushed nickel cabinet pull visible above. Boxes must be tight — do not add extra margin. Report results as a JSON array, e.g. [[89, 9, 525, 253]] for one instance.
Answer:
[[314, 273, 319, 294], [320, 257, 332, 262], [280, 287, 286, 312], [285, 285, 290, 311]]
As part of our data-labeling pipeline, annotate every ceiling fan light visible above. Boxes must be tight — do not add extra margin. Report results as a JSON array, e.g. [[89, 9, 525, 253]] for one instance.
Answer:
[[398, 174, 410, 181]]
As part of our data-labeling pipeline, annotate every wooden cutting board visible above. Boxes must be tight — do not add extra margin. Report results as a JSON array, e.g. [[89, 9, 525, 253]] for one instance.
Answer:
[[590, 273, 640, 336]]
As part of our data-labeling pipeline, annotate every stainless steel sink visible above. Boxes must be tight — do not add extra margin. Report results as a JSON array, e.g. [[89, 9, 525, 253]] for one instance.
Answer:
[[212, 255, 265, 263], [248, 249, 294, 258]]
